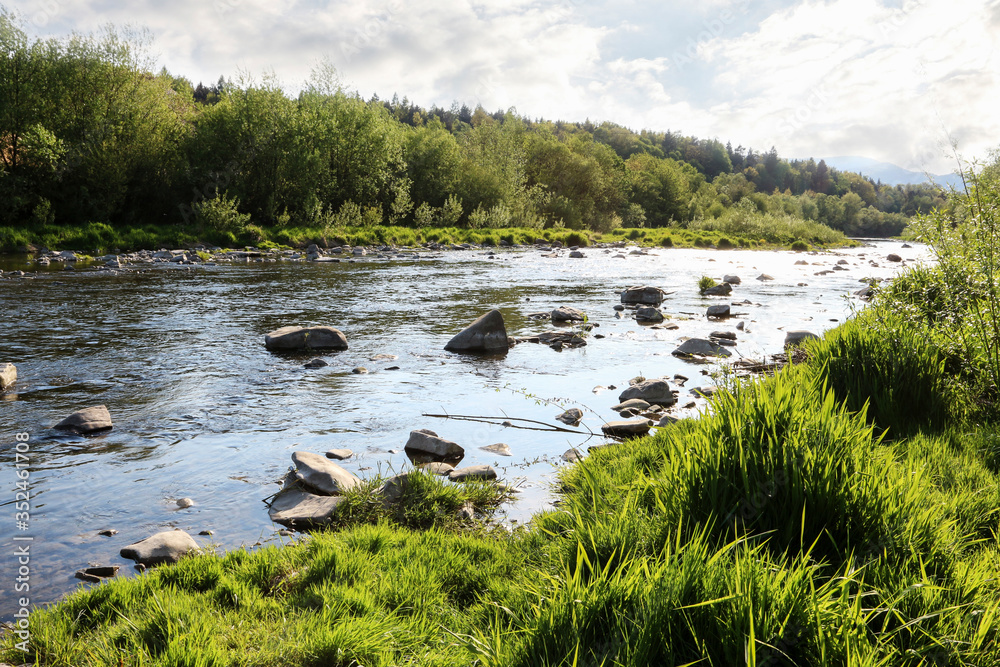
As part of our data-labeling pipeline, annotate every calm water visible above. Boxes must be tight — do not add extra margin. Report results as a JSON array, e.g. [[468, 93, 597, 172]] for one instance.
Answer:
[[0, 240, 926, 614]]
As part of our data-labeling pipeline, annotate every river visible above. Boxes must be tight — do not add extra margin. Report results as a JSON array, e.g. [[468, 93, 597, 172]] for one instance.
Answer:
[[0, 239, 926, 614]]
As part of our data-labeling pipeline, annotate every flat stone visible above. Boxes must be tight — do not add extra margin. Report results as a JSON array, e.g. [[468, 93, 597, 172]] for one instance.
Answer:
[[448, 465, 498, 482], [601, 419, 653, 438], [265, 326, 348, 351], [611, 398, 651, 412], [481, 443, 512, 456], [268, 489, 346, 528], [325, 448, 354, 461], [405, 429, 465, 459], [292, 451, 361, 495], [673, 338, 733, 358], [887, 253, 902, 262], [707, 305, 731, 318], [569, 251, 585, 258], [352, 367, 369, 374], [0, 363, 16, 390], [445, 310, 509, 353], [120, 530, 199, 566], [618, 380, 677, 407], [97, 529, 118, 537], [784, 331, 820, 347], [710, 331, 737, 340], [75, 565, 120, 582], [304, 358, 329, 368], [756, 274, 775, 281], [552, 306, 586, 322], [54, 405, 113, 434], [723, 275, 742, 285], [555, 408, 583, 425]]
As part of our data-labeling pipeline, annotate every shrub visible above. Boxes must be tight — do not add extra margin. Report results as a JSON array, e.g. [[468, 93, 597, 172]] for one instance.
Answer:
[[191, 193, 250, 235], [698, 276, 717, 293]]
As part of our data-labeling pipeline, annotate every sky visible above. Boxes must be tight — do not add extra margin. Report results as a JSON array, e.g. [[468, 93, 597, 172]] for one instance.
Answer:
[[8, 0, 999, 174]]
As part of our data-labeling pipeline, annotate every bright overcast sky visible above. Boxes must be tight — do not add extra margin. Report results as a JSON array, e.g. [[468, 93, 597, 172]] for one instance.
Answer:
[[8, 0, 999, 173]]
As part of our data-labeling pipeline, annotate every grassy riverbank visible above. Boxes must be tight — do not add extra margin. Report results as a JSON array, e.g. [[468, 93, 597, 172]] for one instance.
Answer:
[[4, 168, 997, 666], [0, 217, 852, 255]]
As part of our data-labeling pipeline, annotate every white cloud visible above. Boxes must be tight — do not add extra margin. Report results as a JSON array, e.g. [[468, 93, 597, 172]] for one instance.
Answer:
[[4, 0, 998, 171]]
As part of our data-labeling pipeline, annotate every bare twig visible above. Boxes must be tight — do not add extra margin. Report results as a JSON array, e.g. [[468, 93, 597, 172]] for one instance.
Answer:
[[422, 413, 591, 436]]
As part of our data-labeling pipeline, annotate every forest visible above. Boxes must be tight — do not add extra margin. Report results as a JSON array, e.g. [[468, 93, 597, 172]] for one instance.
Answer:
[[0, 12, 947, 249]]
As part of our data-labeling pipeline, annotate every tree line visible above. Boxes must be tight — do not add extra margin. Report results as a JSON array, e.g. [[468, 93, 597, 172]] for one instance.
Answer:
[[0, 12, 947, 242]]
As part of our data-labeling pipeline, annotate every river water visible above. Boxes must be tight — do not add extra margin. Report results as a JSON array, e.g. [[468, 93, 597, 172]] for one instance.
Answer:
[[0, 240, 926, 614]]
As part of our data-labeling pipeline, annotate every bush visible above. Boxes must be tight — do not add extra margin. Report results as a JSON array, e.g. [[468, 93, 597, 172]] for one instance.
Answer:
[[791, 240, 809, 251], [697, 275, 717, 293], [191, 193, 250, 235]]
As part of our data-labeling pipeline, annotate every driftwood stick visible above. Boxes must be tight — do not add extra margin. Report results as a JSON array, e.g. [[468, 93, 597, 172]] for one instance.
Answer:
[[422, 413, 589, 435]]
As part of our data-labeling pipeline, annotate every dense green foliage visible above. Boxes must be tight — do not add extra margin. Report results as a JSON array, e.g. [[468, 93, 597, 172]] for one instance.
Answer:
[[6, 160, 1000, 666], [0, 11, 945, 250]]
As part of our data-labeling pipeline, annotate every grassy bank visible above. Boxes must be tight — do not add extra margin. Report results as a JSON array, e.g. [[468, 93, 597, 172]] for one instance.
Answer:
[[0, 220, 854, 255]]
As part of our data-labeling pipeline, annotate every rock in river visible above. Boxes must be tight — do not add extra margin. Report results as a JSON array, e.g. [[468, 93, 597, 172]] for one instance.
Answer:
[[448, 465, 498, 482], [120, 530, 199, 566], [325, 448, 354, 461], [54, 405, 113, 434], [672, 339, 733, 358], [444, 309, 509, 353], [706, 305, 731, 319], [0, 363, 15, 390], [292, 451, 360, 495], [784, 331, 820, 347], [481, 443, 512, 456], [552, 306, 586, 322], [703, 283, 732, 296], [601, 419, 653, 438], [405, 429, 465, 459], [618, 380, 677, 406], [636, 306, 665, 323], [268, 489, 346, 528], [265, 326, 348, 351], [723, 275, 742, 285], [621, 285, 665, 305], [556, 408, 583, 426]]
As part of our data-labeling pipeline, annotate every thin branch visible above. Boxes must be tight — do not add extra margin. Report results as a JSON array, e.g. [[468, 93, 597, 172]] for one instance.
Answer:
[[422, 413, 591, 436]]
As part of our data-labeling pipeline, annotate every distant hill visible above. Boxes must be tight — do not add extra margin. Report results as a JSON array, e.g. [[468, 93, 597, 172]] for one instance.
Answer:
[[818, 156, 964, 189]]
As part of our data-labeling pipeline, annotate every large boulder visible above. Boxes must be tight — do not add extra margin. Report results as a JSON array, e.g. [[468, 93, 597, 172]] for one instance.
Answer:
[[268, 489, 346, 528], [54, 406, 113, 434], [784, 331, 820, 347], [404, 429, 465, 459], [672, 339, 733, 358], [551, 306, 586, 322], [618, 380, 677, 406], [0, 363, 15, 390], [265, 326, 348, 351], [601, 420, 653, 438], [621, 286, 665, 305], [120, 530, 199, 566], [291, 451, 361, 495], [444, 310, 509, 353]]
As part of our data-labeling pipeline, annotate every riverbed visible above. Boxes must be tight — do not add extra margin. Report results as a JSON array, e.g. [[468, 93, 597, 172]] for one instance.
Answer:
[[0, 240, 927, 614]]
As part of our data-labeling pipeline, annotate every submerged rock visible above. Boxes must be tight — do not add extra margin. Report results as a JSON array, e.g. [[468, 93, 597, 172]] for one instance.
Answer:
[[636, 306, 665, 323], [54, 405, 113, 434], [703, 283, 732, 296], [304, 358, 329, 368], [706, 305, 731, 319], [444, 310, 509, 353], [405, 429, 465, 459], [0, 363, 15, 390], [481, 443, 512, 456], [120, 530, 199, 566], [75, 565, 120, 583], [723, 275, 742, 285], [292, 451, 361, 495], [265, 326, 348, 351], [887, 253, 902, 262]]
